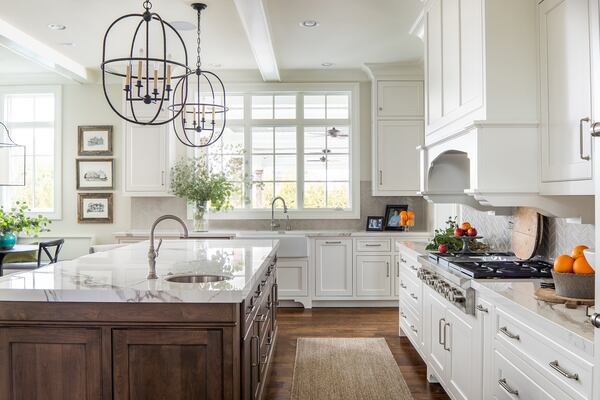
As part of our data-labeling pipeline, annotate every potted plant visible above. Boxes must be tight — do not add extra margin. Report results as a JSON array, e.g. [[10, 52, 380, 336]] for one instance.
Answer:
[[170, 157, 235, 231], [0, 202, 50, 250]]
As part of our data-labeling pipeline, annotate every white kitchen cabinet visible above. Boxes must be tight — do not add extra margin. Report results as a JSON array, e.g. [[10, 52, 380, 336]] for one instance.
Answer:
[[277, 258, 308, 298], [377, 81, 424, 119], [314, 239, 353, 297], [539, 0, 595, 194], [355, 255, 392, 297], [477, 297, 494, 400], [424, 286, 450, 384], [123, 123, 172, 196], [375, 120, 423, 194]]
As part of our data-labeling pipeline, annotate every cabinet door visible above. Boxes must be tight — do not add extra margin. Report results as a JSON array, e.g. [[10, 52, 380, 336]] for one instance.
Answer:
[[377, 81, 424, 119], [376, 120, 423, 193], [277, 258, 308, 298], [113, 328, 225, 400], [125, 124, 168, 193], [424, 287, 449, 384], [355, 255, 392, 297], [540, 0, 593, 183], [0, 327, 102, 400], [314, 239, 352, 297], [445, 307, 482, 400], [477, 297, 494, 400], [425, 0, 443, 127], [394, 255, 401, 297]]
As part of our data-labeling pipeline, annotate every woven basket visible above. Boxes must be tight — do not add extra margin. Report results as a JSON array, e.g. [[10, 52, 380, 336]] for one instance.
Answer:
[[551, 270, 595, 299]]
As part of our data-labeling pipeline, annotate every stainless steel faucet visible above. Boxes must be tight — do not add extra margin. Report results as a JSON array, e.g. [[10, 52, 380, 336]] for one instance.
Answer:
[[147, 215, 189, 279], [270, 196, 289, 231]]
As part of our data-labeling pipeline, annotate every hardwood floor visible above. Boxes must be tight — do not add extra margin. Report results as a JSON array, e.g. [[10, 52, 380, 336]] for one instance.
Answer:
[[265, 307, 450, 400]]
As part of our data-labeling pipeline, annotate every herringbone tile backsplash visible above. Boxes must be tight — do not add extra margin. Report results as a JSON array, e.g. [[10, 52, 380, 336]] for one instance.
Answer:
[[460, 206, 595, 260]]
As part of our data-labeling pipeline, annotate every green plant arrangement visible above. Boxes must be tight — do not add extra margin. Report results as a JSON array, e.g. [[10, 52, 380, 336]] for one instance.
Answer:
[[426, 217, 488, 253], [170, 156, 235, 232], [0, 202, 51, 250]]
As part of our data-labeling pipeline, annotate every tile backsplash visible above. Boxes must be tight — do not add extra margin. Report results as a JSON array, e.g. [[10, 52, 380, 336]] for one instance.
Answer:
[[460, 205, 595, 260], [131, 181, 429, 232]]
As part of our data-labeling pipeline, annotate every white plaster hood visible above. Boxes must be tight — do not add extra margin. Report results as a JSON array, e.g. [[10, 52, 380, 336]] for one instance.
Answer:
[[418, 122, 595, 223]]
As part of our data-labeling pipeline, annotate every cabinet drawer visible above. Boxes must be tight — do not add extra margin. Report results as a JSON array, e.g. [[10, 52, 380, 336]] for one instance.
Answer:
[[398, 254, 420, 280], [355, 238, 391, 252], [398, 273, 420, 310], [399, 298, 420, 345], [493, 347, 565, 400], [495, 308, 592, 400]]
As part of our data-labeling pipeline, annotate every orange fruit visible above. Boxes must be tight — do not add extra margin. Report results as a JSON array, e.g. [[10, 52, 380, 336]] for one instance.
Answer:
[[400, 211, 408, 218], [460, 222, 472, 231], [407, 211, 415, 219], [573, 257, 594, 274], [554, 255, 575, 273], [571, 245, 589, 260], [406, 219, 415, 226]]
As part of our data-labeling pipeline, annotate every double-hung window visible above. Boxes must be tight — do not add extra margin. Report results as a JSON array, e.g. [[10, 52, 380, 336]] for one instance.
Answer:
[[204, 83, 359, 219], [0, 87, 62, 218]]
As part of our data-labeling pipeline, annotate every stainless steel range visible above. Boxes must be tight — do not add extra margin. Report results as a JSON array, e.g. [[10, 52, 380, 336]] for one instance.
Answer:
[[418, 252, 553, 315]]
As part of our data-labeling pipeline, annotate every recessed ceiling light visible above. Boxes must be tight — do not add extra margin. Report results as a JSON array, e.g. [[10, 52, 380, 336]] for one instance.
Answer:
[[169, 21, 195, 31], [48, 24, 66, 31], [321, 62, 334, 67], [58, 42, 75, 47], [300, 20, 319, 28]]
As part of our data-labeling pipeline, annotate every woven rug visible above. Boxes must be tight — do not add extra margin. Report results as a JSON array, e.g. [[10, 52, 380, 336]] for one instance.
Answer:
[[290, 338, 414, 400]]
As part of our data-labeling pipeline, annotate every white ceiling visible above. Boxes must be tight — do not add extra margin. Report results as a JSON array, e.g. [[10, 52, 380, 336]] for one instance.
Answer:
[[0, 0, 423, 74], [0, 46, 50, 74]]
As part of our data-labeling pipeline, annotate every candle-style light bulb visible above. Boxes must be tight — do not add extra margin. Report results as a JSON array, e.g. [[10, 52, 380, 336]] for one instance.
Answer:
[[212, 107, 215, 123], [201, 105, 205, 121], [137, 49, 143, 83], [153, 63, 158, 91], [125, 64, 131, 89]]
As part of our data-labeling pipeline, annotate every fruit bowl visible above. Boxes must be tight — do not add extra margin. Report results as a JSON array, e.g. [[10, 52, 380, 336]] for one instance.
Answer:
[[551, 270, 595, 299], [583, 249, 595, 271]]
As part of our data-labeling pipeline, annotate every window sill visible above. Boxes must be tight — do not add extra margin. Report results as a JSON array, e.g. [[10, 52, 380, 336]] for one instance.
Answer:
[[193, 208, 360, 220]]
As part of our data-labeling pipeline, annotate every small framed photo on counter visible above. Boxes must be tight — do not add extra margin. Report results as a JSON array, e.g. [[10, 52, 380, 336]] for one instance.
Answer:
[[76, 159, 114, 190], [366, 216, 384, 231], [78, 125, 113, 156], [78, 193, 113, 224], [384, 204, 408, 231]]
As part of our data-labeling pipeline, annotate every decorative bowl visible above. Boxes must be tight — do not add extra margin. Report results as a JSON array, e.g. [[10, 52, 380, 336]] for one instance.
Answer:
[[583, 249, 595, 271], [551, 270, 595, 299]]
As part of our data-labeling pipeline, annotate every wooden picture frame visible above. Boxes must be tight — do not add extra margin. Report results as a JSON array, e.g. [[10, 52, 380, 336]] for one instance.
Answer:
[[76, 159, 114, 190], [77, 193, 113, 224], [366, 216, 384, 231], [384, 204, 408, 231], [78, 125, 113, 156]]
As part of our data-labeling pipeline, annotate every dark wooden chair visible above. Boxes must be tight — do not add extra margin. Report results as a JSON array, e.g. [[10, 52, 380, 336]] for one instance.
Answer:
[[3, 239, 65, 271]]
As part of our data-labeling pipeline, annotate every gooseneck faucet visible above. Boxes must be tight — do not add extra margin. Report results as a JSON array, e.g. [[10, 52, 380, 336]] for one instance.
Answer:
[[147, 215, 189, 279], [270, 196, 289, 231]]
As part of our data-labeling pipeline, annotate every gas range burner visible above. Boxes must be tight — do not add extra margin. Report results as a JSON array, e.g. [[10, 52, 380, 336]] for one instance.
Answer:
[[448, 260, 553, 279]]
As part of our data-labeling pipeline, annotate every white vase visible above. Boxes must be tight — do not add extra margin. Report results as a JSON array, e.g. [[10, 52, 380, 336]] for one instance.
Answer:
[[193, 202, 209, 232]]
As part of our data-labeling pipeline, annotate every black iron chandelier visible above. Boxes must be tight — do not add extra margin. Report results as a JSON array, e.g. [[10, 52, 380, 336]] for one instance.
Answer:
[[169, 3, 227, 148], [0, 122, 25, 186], [101, 0, 191, 125]]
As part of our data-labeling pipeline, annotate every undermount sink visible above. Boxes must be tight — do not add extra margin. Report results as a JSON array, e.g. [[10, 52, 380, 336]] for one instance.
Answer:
[[235, 232, 309, 257], [165, 274, 232, 283]]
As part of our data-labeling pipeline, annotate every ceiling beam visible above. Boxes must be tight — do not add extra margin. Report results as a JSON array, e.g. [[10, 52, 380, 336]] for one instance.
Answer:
[[233, 0, 280, 82], [0, 17, 89, 83]]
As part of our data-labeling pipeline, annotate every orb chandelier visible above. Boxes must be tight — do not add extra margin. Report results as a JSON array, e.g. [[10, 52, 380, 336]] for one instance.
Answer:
[[170, 3, 227, 148], [101, 0, 191, 125], [0, 122, 25, 186]]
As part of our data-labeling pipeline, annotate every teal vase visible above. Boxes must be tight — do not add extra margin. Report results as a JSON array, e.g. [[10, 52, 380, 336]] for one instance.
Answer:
[[0, 232, 16, 250]]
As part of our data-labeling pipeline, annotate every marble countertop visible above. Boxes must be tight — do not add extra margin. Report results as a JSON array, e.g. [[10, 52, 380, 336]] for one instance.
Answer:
[[0, 239, 279, 304], [395, 240, 431, 258], [114, 229, 432, 238], [472, 280, 594, 344]]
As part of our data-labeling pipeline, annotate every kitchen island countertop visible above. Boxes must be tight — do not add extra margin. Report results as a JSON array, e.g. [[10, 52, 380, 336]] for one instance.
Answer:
[[0, 239, 279, 304]]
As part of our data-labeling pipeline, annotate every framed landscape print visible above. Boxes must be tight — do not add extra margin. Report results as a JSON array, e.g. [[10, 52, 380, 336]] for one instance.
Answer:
[[78, 125, 113, 156], [76, 159, 114, 190], [77, 193, 113, 224]]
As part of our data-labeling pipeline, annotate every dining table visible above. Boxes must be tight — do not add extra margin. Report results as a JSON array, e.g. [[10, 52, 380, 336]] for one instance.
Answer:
[[0, 244, 38, 276]]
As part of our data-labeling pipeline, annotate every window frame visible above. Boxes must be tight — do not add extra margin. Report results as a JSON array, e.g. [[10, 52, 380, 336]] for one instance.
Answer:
[[0, 86, 62, 220], [190, 82, 360, 220]]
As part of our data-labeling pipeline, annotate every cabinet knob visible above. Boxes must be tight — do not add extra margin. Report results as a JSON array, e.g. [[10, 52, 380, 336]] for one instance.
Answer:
[[378, 107, 383, 111]]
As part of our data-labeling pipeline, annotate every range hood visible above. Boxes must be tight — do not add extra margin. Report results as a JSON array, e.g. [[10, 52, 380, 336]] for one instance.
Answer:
[[418, 122, 595, 223]]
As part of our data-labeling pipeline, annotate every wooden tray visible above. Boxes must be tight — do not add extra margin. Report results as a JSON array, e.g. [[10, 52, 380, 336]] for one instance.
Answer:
[[534, 287, 594, 309]]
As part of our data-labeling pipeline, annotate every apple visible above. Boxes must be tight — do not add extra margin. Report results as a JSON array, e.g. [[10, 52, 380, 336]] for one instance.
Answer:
[[467, 228, 478, 237], [454, 228, 464, 237], [438, 244, 449, 254]]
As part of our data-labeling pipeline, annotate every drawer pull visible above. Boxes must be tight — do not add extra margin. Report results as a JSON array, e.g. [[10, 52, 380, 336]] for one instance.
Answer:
[[400, 282, 407, 289], [410, 293, 418, 300], [400, 311, 407, 319], [255, 313, 268, 323], [549, 360, 579, 381], [476, 304, 489, 313], [400, 257, 407, 263], [443, 322, 450, 352], [396, 261, 400, 277], [498, 378, 519, 396], [250, 335, 260, 367], [410, 325, 418, 333], [386, 262, 390, 277], [438, 318, 445, 345], [499, 326, 520, 341], [365, 243, 382, 247], [325, 241, 342, 244], [410, 265, 418, 271]]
